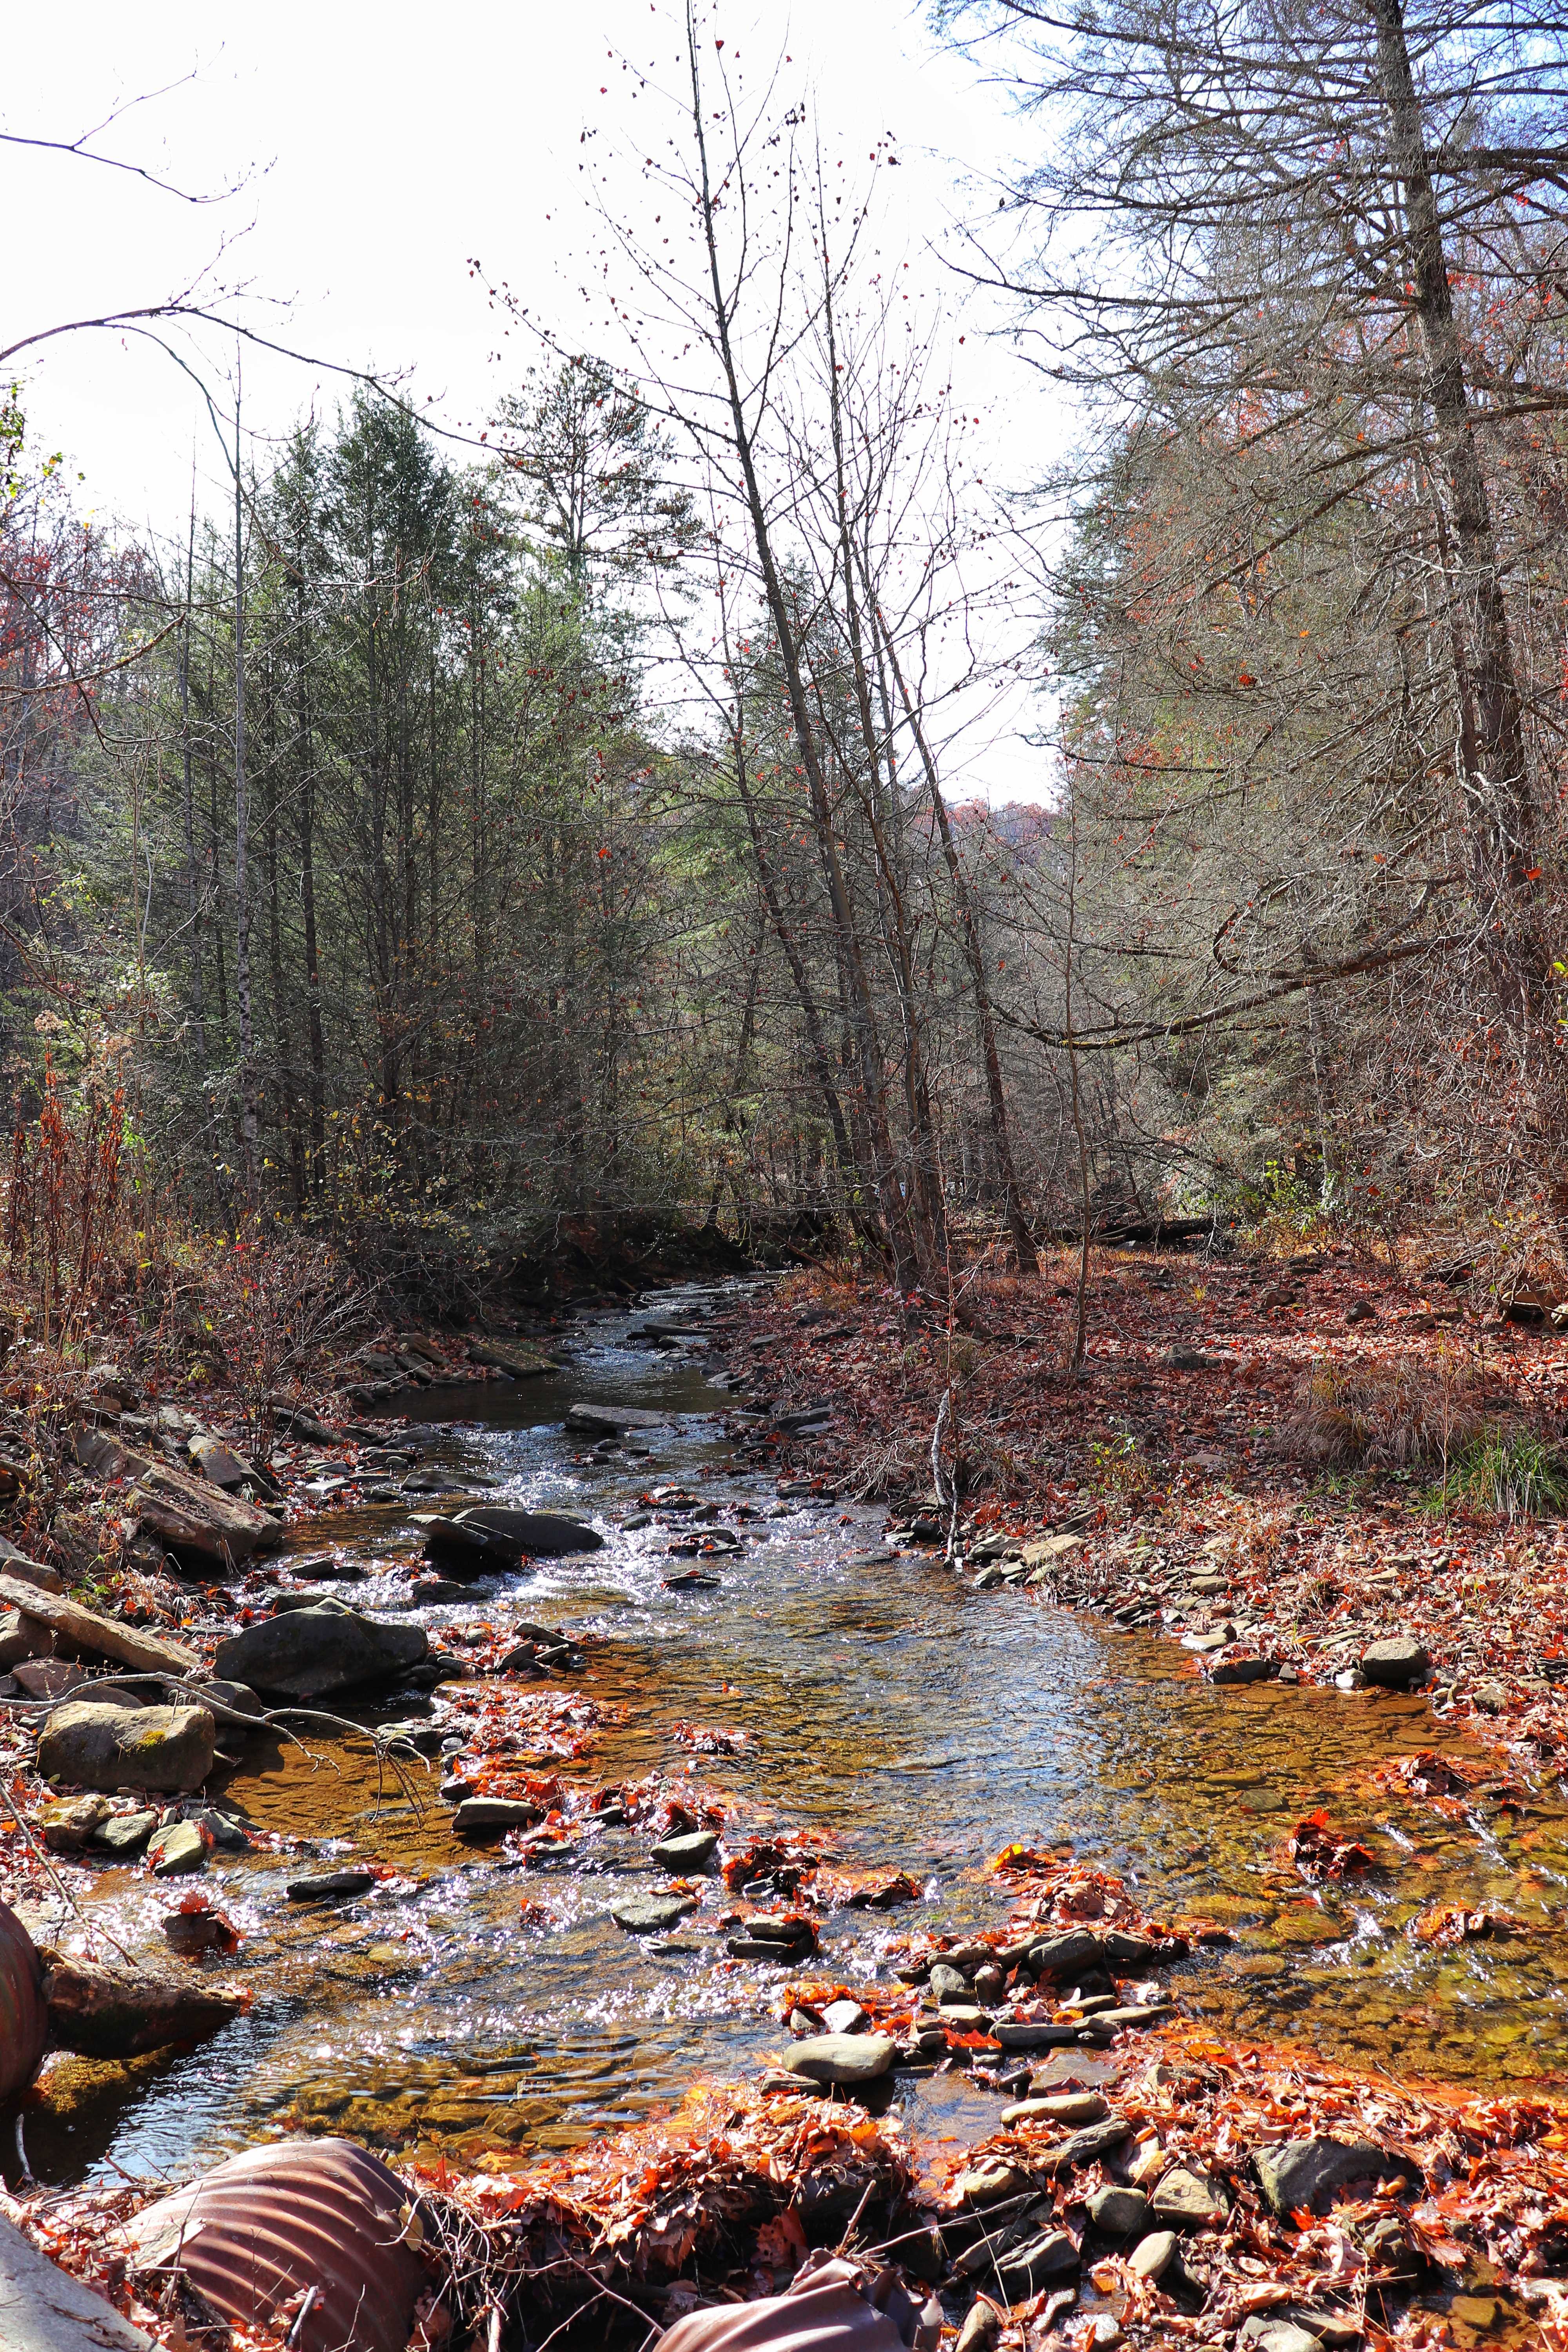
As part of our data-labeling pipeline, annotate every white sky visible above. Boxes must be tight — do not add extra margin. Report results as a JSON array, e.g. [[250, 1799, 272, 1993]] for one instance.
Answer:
[[2, 0, 1068, 802]]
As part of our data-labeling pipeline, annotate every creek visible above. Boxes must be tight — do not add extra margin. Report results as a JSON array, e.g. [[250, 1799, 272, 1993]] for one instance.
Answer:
[[22, 1284, 1568, 2189]]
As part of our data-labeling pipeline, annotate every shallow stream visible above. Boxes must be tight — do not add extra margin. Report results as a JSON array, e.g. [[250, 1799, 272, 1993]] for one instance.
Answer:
[[23, 1285, 1568, 2187]]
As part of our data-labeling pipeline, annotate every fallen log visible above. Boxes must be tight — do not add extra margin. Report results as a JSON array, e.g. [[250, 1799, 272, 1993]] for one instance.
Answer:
[[0, 1577, 200, 1677], [39, 1951, 249, 2058]]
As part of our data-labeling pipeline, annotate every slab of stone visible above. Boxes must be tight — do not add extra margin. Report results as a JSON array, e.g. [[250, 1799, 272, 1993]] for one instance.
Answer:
[[611, 1893, 699, 1935], [1027, 1929, 1105, 1976], [38, 1702, 216, 1794], [467, 1341, 561, 1377], [650, 1828, 719, 1871], [0, 2210, 156, 2350], [820, 1997, 868, 2036], [565, 1401, 669, 1437], [954, 2163, 1026, 2207], [286, 1869, 377, 1901], [453, 1797, 543, 1835], [1254, 2136, 1385, 2218], [781, 2031, 895, 2086], [0, 1577, 201, 1677], [0, 1544, 64, 1593], [93, 1810, 158, 1856], [993, 2230, 1079, 2298], [1150, 2167, 1227, 2228], [1036, 2118, 1132, 2175], [1005, 2091, 1109, 2126], [1360, 1637, 1429, 1690], [0, 1608, 53, 1671], [994, 2020, 1083, 2048]]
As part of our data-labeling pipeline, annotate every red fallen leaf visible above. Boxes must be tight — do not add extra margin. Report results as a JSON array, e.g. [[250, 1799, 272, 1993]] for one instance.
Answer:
[[1285, 1811, 1377, 1879], [517, 1898, 548, 1926]]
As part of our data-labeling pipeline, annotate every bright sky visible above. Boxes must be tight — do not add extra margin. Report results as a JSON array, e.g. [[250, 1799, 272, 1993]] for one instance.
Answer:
[[2, 0, 1066, 801]]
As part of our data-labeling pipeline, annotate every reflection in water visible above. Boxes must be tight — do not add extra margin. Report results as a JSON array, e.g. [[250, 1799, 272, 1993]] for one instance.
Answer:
[[23, 1287, 1568, 2188]]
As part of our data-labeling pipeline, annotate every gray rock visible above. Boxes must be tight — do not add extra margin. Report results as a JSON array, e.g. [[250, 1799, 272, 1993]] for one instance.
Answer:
[[820, 1998, 867, 2035], [1088, 2186, 1149, 2238], [1028, 1929, 1104, 1976], [187, 1806, 254, 1853], [611, 1893, 699, 1935], [650, 1829, 719, 1871], [993, 2230, 1079, 2297], [0, 1609, 52, 1672], [93, 1809, 158, 1855], [1150, 2167, 1227, 2228], [954, 2163, 1027, 2207], [1084, 2003, 1168, 2033], [1128, 2230, 1177, 2282], [287, 1869, 377, 1901], [0, 2209, 157, 2351], [214, 1606, 427, 1700], [565, 1402, 668, 1437], [428, 1507, 604, 1570], [38, 1701, 216, 1794], [1163, 1345, 1218, 1369], [1037, 2118, 1132, 2175], [147, 1821, 206, 1876], [1238, 2324, 1321, 2352], [994, 2020, 1083, 2049], [1210, 1655, 1279, 1685], [453, 1797, 543, 1836], [781, 2032, 895, 2086], [1360, 1637, 1429, 1690], [929, 1961, 969, 2000], [198, 1678, 266, 1722], [1254, 2136, 1385, 2218], [1006, 2091, 1109, 2127]]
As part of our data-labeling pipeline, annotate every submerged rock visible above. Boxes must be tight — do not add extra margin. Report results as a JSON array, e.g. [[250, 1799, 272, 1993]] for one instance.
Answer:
[[612, 1893, 699, 1935]]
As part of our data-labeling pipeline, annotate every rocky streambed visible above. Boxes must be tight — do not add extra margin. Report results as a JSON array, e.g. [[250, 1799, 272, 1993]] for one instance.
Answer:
[[5, 1281, 1568, 2345]]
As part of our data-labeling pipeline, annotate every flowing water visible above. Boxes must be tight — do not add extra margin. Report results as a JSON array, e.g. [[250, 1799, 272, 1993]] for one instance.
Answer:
[[22, 1285, 1568, 2188]]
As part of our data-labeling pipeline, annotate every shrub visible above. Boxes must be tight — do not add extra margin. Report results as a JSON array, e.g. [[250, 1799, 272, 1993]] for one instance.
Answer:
[[1440, 1429, 1568, 1521], [1283, 1354, 1489, 1472]]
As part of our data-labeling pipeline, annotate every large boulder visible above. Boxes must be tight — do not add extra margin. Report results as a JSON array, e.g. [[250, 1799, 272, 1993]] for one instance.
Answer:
[[1360, 1637, 1429, 1690], [37, 1701, 216, 1793], [424, 1508, 603, 1577], [0, 2211, 156, 2350], [0, 1902, 46, 2104], [215, 1605, 427, 1700]]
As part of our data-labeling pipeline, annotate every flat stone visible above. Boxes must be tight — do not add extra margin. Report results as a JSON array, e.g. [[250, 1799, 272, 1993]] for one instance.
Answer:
[[13, 1660, 89, 1702], [650, 1829, 719, 1871], [38, 1702, 216, 1794], [820, 1998, 867, 2035], [993, 2230, 1079, 2296], [565, 1402, 668, 1437], [781, 2032, 895, 2086], [453, 1797, 543, 1836], [187, 1806, 254, 1853], [0, 1609, 53, 1671], [1128, 2229, 1177, 2282], [1254, 2136, 1385, 2218], [1085, 2004, 1168, 2033], [611, 1893, 699, 1935], [1361, 1637, 1429, 1690], [1088, 2185, 1149, 2238], [147, 1821, 207, 1877], [93, 1809, 158, 1855], [1150, 2167, 1227, 2228], [1006, 2091, 1109, 2126], [1027, 1929, 1104, 1976], [1037, 2118, 1132, 2175], [286, 1869, 377, 1901], [932, 2004, 992, 2032], [1238, 2324, 1320, 2352], [995, 2020, 1083, 2048]]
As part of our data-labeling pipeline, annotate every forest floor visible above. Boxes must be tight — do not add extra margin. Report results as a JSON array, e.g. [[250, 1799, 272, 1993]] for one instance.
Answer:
[[720, 1245, 1568, 1784]]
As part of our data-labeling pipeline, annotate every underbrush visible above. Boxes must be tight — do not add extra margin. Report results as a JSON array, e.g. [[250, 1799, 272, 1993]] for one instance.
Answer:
[[1287, 1353, 1567, 1520]]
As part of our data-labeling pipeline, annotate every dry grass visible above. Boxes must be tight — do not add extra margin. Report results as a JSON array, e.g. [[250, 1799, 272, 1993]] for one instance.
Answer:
[[1282, 1352, 1492, 1471]]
